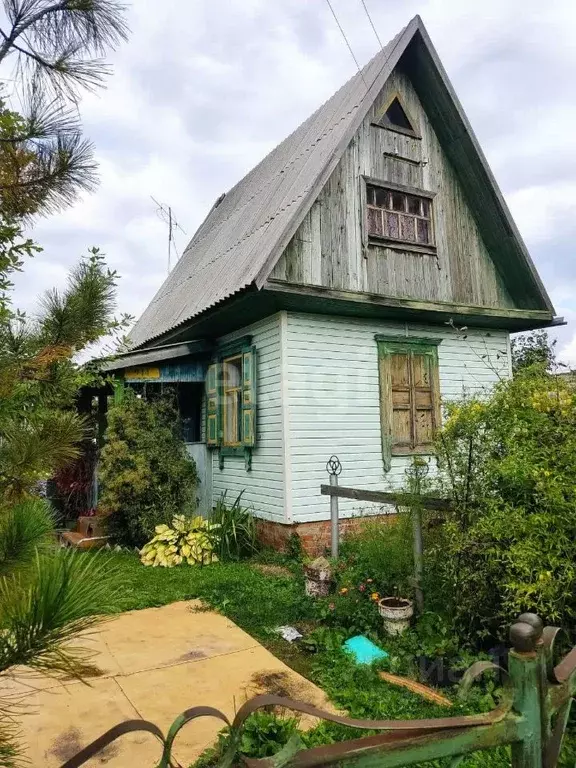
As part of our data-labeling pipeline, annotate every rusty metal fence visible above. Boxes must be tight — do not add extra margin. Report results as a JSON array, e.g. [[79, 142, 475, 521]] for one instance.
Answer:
[[60, 613, 575, 768]]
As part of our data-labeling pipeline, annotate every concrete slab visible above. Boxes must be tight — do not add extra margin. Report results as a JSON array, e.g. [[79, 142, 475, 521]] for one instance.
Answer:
[[13, 677, 162, 768], [117, 644, 333, 766], [6, 601, 333, 768], [99, 601, 260, 675]]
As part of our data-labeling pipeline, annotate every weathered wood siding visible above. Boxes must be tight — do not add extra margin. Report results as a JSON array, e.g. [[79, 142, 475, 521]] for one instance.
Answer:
[[284, 312, 511, 523], [270, 67, 514, 310], [211, 314, 285, 521]]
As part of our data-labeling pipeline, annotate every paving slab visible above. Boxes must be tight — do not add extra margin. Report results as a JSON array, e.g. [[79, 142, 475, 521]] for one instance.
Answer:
[[5, 600, 334, 768]]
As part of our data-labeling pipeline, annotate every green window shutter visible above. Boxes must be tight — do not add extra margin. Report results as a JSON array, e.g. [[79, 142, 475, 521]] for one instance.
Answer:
[[241, 346, 257, 447], [205, 362, 221, 446]]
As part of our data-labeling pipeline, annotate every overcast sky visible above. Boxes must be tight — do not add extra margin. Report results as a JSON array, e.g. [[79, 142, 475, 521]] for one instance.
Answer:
[[7, 0, 576, 361]]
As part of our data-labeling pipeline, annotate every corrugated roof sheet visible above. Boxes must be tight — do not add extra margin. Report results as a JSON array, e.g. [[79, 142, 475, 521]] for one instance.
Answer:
[[128, 19, 417, 348]]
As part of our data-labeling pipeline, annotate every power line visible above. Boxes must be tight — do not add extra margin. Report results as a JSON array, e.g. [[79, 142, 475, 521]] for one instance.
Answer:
[[359, 0, 383, 49], [324, 0, 369, 91]]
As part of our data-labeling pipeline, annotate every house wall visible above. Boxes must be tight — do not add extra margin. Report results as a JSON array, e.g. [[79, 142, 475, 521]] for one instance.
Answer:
[[283, 312, 511, 523], [211, 314, 286, 521], [270, 67, 514, 311]]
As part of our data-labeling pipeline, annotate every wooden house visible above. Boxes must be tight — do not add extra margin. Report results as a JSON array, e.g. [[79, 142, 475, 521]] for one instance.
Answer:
[[107, 16, 559, 550]]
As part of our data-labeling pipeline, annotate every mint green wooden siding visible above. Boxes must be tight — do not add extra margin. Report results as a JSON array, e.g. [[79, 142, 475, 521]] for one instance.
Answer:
[[284, 312, 511, 523], [211, 315, 285, 521]]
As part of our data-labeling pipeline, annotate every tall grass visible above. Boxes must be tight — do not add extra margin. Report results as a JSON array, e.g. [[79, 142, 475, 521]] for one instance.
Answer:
[[209, 491, 257, 561]]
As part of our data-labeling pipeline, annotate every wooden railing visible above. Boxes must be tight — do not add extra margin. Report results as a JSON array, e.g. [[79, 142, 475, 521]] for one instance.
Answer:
[[61, 614, 575, 768]]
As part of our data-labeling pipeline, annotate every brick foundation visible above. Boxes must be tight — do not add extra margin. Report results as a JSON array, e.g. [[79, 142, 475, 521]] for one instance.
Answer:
[[256, 515, 397, 557]]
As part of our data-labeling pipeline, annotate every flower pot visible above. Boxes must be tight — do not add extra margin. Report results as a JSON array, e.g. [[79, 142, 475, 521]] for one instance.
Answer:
[[378, 597, 414, 635], [304, 562, 332, 598]]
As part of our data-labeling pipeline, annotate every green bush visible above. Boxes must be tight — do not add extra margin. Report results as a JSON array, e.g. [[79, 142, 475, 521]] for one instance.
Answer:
[[98, 391, 198, 547], [140, 515, 220, 567], [209, 491, 257, 561], [426, 363, 576, 643], [339, 513, 414, 597]]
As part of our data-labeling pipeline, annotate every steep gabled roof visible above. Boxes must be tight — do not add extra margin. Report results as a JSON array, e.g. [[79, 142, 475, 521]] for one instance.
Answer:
[[129, 16, 553, 349]]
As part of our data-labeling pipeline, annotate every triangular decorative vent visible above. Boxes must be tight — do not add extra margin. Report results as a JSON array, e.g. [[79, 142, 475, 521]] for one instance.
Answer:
[[379, 97, 416, 134]]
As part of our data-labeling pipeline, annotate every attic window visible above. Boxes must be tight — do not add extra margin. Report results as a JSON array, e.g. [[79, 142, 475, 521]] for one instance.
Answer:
[[377, 96, 417, 136], [366, 184, 434, 247]]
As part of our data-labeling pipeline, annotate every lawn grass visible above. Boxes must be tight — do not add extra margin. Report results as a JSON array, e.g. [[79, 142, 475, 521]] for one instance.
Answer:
[[85, 550, 575, 768], [93, 550, 317, 676]]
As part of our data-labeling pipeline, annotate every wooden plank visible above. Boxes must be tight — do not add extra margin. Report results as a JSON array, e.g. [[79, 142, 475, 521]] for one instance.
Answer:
[[320, 484, 452, 511], [265, 279, 554, 323]]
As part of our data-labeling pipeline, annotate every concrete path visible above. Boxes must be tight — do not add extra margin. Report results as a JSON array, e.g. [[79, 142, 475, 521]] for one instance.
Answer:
[[3, 601, 333, 767]]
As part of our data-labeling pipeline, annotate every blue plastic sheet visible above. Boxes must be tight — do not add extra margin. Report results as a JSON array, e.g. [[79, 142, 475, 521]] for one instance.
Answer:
[[343, 635, 389, 665]]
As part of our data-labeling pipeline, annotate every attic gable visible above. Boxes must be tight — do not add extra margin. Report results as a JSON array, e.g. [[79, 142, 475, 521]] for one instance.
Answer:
[[128, 16, 554, 350]]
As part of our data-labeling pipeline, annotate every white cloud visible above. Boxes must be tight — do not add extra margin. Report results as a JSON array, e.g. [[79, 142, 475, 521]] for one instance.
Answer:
[[3, 0, 576, 365]]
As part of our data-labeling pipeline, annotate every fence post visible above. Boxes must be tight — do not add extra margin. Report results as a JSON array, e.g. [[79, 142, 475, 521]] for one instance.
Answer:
[[326, 456, 342, 559], [509, 614, 544, 768]]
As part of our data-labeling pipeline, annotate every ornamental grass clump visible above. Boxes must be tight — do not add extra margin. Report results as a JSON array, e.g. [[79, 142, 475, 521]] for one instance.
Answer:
[[140, 515, 220, 568]]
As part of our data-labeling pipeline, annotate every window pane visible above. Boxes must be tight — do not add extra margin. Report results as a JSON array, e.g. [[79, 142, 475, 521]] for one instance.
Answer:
[[367, 185, 375, 205], [223, 357, 243, 445], [407, 195, 421, 215], [399, 214, 416, 242], [224, 390, 242, 444], [223, 357, 242, 387], [416, 218, 430, 244], [367, 207, 383, 236], [391, 191, 405, 212], [374, 186, 388, 208], [421, 198, 430, 217], [385, 212, 399, 239]]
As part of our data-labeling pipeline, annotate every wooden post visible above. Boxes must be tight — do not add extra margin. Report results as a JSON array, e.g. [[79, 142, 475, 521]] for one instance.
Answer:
[[330, 472, 339, 559], [412, 507, 424, 613]]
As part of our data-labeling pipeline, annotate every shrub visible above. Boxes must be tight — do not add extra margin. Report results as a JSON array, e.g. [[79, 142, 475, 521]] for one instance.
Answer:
[[339, 513, 413, 597], [140, 515, 219, 567], [98, 391, 198, 547], [426, 364, 576, 643], [209, 491, 257, 561]]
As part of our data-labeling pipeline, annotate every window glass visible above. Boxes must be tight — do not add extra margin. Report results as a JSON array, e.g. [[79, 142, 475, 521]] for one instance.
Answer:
[[223, 356, 243, 445], [367, 184, 433, 246]]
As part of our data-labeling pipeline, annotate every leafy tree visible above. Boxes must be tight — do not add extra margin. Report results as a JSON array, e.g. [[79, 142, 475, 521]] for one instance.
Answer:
[[99, 391, 199, 548], [0, 2, 130, 763], [426, 366, 576, 644], [511, 329, 556, 374]]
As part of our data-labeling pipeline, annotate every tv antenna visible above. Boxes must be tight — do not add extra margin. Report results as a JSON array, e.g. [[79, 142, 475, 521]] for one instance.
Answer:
[[151, 196, 186, 273]]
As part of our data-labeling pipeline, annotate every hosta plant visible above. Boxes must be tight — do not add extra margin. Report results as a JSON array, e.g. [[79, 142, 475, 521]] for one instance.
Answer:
[[140, 515, 220, 568]]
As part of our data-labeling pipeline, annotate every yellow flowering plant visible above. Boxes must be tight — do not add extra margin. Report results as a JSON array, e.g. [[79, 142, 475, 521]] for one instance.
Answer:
[[429, 355, 576, 642]]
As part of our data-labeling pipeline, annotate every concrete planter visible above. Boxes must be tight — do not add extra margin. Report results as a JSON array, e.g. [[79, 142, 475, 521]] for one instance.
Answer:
[[304, 557, 333, 598], [378, 597, 414, 635]]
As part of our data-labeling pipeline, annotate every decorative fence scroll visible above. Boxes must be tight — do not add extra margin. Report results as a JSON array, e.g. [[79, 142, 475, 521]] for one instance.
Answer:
[[61, 613, 576, 768]]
